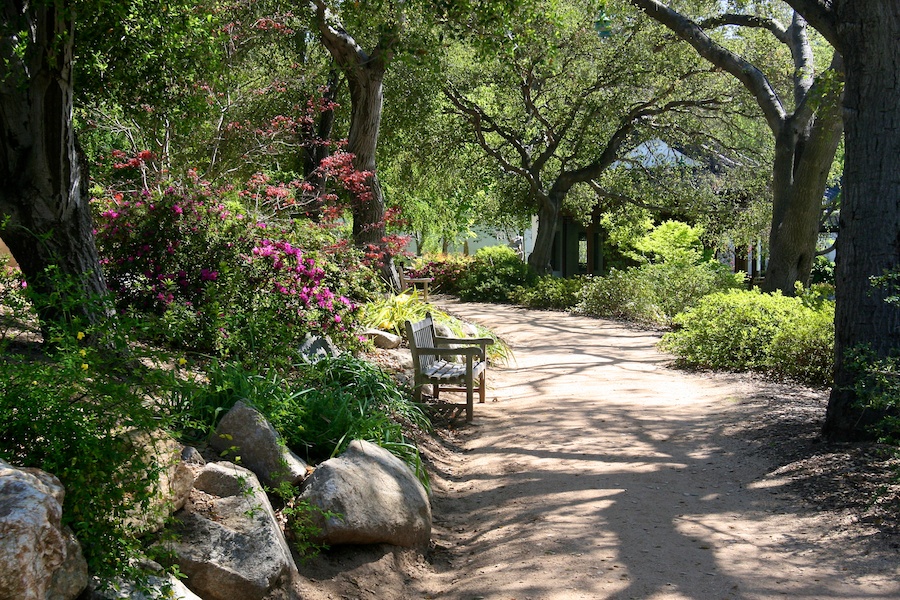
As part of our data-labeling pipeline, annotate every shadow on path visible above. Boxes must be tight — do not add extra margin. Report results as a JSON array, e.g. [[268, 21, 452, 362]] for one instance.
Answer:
[[420, 301, 898, 600]]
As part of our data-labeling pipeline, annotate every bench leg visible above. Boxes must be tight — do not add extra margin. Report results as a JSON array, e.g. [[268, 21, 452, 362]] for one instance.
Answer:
[[413, 379, 424, 402], [466, 377, 474, 422], [479, 372, 486, 403]]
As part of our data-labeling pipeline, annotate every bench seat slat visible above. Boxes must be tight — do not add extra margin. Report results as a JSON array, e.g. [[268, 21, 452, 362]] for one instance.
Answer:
[[404, 312, 492, 422]]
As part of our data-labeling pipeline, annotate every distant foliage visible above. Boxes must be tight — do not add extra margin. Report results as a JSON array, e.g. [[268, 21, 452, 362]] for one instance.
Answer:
[[810, 255, 835, 286], [577, 261, 744, 326], [660, 288, 834, 386], [457, 245, 538, 303], [577, 220, 743, 326], [513, 275, 586, 311]]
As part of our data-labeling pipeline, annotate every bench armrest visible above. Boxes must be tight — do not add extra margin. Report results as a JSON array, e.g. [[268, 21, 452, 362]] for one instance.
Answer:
[[415, 347, 485, 360], [434, 336, 495, 346]]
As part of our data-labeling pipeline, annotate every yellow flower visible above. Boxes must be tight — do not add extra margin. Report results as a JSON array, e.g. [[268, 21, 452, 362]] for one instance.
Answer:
[[79, 349, 86, 357], [178, 358, 187, 366], [76, 331, 85, 340], [81, 363, 88, 371]]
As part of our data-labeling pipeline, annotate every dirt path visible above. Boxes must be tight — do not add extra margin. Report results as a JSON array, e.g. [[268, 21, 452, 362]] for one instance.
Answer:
[[299, 301, 899, 600]]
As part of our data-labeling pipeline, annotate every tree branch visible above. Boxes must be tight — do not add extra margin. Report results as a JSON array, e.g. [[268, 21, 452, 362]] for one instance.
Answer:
[[443, 84, 544, 200], [781, 0, 840, 51], [630, 0, 787, 134], [698, 13, 790, 44]]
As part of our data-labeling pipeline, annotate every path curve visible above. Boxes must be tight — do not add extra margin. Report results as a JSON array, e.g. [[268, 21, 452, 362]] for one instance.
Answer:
[[413, 301, 898, 600]]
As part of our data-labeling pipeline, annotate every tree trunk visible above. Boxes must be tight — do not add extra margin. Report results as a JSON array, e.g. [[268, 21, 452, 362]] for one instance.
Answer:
[[823, 4, 900, 441], [763, 97, 844, 294], [0, 1, 110, 335], [302, 70, 339, 221], [313, 2, 398, 288], [527, 195, 562, 275]]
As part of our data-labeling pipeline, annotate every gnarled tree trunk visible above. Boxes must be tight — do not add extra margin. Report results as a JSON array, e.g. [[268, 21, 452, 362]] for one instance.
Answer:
[[312, 1, 399, 289], [763, 82, 844, 293], [527, 196, 561, 274], [0, 0, 110, 334]]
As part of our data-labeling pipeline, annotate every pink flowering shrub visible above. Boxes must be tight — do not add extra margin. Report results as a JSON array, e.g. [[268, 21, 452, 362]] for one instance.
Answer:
[[93, 177, 371, 360], [407, 254, 475, 295]]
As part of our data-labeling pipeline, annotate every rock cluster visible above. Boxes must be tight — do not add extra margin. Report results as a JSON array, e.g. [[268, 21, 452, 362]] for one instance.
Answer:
[[2, 402, 432, 600]]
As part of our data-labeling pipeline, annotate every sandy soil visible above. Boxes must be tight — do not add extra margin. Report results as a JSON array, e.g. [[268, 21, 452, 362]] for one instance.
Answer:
[[295, 301, 900, 600]]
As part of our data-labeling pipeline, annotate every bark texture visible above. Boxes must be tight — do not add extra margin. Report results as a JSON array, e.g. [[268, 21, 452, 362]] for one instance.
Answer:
[[803, 1, 900, 441], [0, 1, 109, 331]]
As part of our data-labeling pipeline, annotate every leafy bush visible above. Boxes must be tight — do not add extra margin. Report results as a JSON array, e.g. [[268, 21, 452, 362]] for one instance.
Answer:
[[631, 220, 708, 264], [513, 275, 585, 311], [577, 261, 744, 326], [810, 255, 835, 286], [165, 355, 431, 486], [0, 316, 170, 580], [406, 254, 474, 295], [768, 300, 835, 386], [660, 288, 834, 385], [457, 245, 537, 303], [847, 349, 900, 443]]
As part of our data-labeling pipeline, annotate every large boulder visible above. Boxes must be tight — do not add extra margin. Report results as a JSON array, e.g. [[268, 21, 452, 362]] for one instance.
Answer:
[[126, 432, 195, 535], [210, 401, 308, 489], [46, 529, 88, 600], [0, 459, 87, 600], [168, 462, 296, 600], [299, 440, 431, 548]]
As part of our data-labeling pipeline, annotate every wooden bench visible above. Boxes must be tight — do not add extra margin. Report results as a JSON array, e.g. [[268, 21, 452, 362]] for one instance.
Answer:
[[405, 312, 494, 422], [399, 268, 433, 301]]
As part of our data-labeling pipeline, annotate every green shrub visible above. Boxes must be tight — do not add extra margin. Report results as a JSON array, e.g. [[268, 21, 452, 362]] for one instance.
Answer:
[[513, 275, 585, 311], [166, 356, 431, 487], [0, 319, 170, 580], [810, 255, 835, 286], [457, 245, 538, 303], [577, 261, 744, 326], [660, 288, 834, 385], [288, 355, 431, 487], [847, 349, 900, 443]]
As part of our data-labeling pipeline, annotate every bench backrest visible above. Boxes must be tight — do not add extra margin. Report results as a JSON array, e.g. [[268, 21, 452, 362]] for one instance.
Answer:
[[405, 313, 437, 372]]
